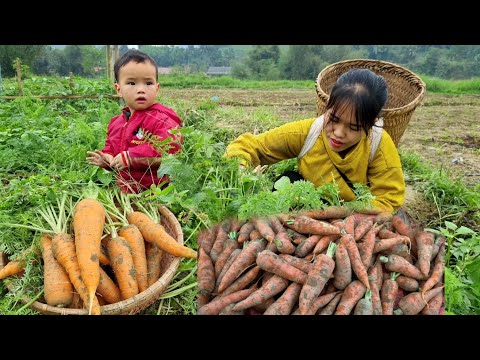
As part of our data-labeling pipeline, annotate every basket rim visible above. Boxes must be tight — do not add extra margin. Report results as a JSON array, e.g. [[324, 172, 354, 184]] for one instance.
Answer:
[[315, 58, 427, 114], [0, 205, 184, 315]]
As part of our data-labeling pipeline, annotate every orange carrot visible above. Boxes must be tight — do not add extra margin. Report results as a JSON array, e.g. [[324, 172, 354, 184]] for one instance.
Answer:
[[232, 274, 290, 312], [391, 215, 417, 256], [255, 250, 308, 284], [278, 254, 314, 274], [127, 211, 197, 259], [341, 234, 370, 289], [251, 217, 276, 242], [214, 232, 241, 278], [237, 222, 255, 244], [360, 227, 377, 268], [197, 293, 210, 309], [217, 238, 267, 293], [215, 249, 242, 293], [96, 266, 122, 304], [197, 287, 256, 315], [286, 229, 307, 245], [302, 291, 340, 315], [373, 236, 410, 254], [263, 282, 302, 315], [396, 286, 444, 315], [299, 242, 337, 314], [73, 197, 105, 314], [415, 230, 434, 277], [220, 265, 262, 297], [107, 236, 139, 300], [367, 261, 383, 315], [333, 241, 352, 290], [380, 272, 399, 315], [118, 224, 148, 292], [335, 280, 367, 315], [295, 234, 321, 258], [420, 243, 445, 297], [98, 249, 110, 266], [41, 234, 73, 307], [318, 291, 343, 315], [269, 217, 296, 255], [145, 242, 163, 286], [421, 282, 444, 315], [249, 229, 263, 241], [354, 289, 373, 315], [378, 228, 398, 239], [343, 215, 356, 235], [396, 275, 420, 292], [198, 247, 216, 297], [301, 206, 354, 220], [51, 233, 101, 315], [380, 254, 426, 280], [198, 225, 218, 254], [0, 244, 39, 280], [280, 214, 341, 236], [210, 224, 229, 263], [354, 218, 374, 241], [312, 233, 341, 255]]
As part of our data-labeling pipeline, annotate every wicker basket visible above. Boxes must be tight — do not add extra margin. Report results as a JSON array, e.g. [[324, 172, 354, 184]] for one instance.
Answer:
[[0, 205, 183, 315], [315, 59, 426, 146]]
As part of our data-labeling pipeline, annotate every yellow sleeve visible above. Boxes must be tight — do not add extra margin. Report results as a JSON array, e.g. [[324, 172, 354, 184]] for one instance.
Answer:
[[224, 119, 315, 167]]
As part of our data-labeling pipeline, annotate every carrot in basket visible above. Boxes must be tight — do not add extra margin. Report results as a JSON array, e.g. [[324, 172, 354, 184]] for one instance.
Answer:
[[420, 243, 445, 297], [96, 266, 122, 304], [73, 197, 106, 314], [333, 241, 352, 290], [300, 206, 354, 220], [118, 224, 148, 292], [335, 280, 367, 315], [396, 286, 444, 315], [107, 236, 139, 300], [0, 243, 40, 280], [299, 242, 337, 314], [280, 214, 341, 236], [255, 250, 308, 284], [380, 254, 426, 280], [98, 248, 110, 266], [127, 211, 197, 259], [341, 234, 370, 289], [263, 282, 303, 315], [380, 272, 400, 315], [415, 230, 434, 277], [145, 242, 163, 286], [217, 238, 267, 293], [198, 247, 216, 297], [40, 234, 73, 307], [51, 233, 101, 315], [232, 274, 290, 312]]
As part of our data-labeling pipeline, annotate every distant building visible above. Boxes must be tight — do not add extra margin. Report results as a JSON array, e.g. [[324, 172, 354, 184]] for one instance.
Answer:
[[206, 66, 232, 76], [158, 67, 173, 75]]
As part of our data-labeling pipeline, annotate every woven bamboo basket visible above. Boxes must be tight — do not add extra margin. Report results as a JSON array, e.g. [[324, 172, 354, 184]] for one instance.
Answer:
[[0, 205, 183, 315], [315, 59, 426, 146]]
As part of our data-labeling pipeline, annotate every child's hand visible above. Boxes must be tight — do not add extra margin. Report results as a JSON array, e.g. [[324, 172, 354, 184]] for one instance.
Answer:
[[86, 150, 113, 167], [110, 153, 128, 170]]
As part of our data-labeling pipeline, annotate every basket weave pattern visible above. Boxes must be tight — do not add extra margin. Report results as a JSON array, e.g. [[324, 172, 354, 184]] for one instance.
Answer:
[[0, 205, 183, 315], [315, 59, 426, 146]]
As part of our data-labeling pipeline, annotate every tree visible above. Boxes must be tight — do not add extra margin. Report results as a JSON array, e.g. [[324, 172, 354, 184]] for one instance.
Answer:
[[0, 45, 47, 77], [245, 45, 281, 80]]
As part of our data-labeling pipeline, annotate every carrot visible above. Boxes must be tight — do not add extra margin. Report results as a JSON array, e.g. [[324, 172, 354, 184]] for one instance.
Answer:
[[280, 214, 341, 236], [299, 242, 337, 314], [51, 233, 101, 315], [220, 265, 262, 297], [249, 229, 263, 241], [373, 236, 410, 254], [73, 197, 105, 314], [40, 234, 73, 307], [232, 274, 290, 311], [354, 289, 373, 315], [229, 218, 244, 233], [237, 222, 255, 244], [251, 217, 276, 242], [278, 254, 314, 274], [301, 206, 354, 220], [117, 224, 148, 292], [215, 248, 242, 293], [0, 244, 39, 280], [335, 280, 367, 315], [127, 211, 197, 259], [420, 243, 445, 297], [380, 272, 399, 315], [219, 303, 246, 315], [304, 291, 340, 315], [210, 225, 229, 263], [367, 262, 383, 315], [374, 258, 383, 290], [354, 218, 374, 241], [198, 247, 216, 297], [421, 282, 444, 315], [380, 243, 411, 259], [391, 215, 417, 256], [415, 230, 434, 277], [96, 266, 122, 304], [378, 228, 398, 239], [318, 291, 343, 315], [396, 275, 420, 292], [197, 293, 210, 309], [197, 287, 256, 315], [396, 286, 444, 315], [107, 236, 139, 300], [341, 234, 370, 289], [255, 250, 308, 284], [198, 225, 218, 254], [98, 248, 110, 266], [270, 217, 296, 254], [360, 227, 377, 268], [343, 215, 356, 235], [217, 238, 267, 293], [145, 242, 163, 286], [380, 254, 426, 280], [431, 235, 445, 261], [214, 232, 241, 278], [295, 235, 322, 258], [312, 233, 341, 255], [286, 229, 307, 245], [333, 241, 352, 290], [263, 282, 302, 315], [251, 297, 276, 314]]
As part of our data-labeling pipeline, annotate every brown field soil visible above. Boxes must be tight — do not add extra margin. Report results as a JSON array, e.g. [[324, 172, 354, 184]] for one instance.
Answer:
[[161, 88, 480, 225]]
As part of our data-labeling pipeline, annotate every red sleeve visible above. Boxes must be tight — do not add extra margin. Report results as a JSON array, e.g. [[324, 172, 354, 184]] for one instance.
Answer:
[[101, 118, 116, 156]]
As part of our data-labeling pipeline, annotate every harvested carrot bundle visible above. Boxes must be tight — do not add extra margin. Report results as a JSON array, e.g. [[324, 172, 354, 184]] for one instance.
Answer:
[[41, 234, 73, 307]]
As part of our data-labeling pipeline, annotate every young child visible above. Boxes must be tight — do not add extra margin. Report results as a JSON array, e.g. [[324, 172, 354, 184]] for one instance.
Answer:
[[225, 68, 405, 213], [87, 49, 182, 193]]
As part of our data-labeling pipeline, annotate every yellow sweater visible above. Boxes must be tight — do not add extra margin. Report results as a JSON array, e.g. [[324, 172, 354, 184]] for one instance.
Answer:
[[225, 117, 405, 212]]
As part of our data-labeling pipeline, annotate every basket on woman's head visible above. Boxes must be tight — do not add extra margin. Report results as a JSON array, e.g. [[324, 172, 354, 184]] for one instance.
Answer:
[[315, 59, 426, 146]]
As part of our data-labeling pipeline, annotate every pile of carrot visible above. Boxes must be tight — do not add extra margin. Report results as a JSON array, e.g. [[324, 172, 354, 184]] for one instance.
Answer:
[[0, 199, 193, 315], [196, 206, 445, 315]]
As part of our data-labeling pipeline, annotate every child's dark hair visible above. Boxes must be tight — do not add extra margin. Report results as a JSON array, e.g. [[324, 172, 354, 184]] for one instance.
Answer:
[[325, 68, 388, 135], [114, 49, 158, 82]]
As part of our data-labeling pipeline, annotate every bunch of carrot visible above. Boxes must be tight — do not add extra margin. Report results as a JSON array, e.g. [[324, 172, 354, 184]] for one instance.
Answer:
[[0, 194, 192, 315], [196, 206, 445, 315]]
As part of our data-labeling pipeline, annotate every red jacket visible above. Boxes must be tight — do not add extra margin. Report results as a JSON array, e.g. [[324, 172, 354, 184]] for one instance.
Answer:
[[102, 103, 182, 193]]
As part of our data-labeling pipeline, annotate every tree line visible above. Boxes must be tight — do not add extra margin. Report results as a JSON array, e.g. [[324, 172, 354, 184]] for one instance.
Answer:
[[1, 45, 480, 80]]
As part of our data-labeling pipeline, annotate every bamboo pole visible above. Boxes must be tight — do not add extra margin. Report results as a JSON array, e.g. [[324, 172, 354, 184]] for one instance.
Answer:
[[16, 59, 22, 96], [69, 72, 75, 95]]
